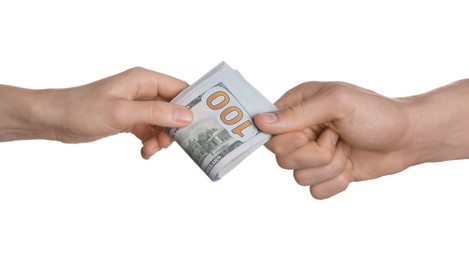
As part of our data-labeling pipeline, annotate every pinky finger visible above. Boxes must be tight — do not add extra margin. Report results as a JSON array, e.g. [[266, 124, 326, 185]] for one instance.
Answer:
[[141, 131, 175, 159], [141, 137, 160, 160], [310, 159, 353, 200], [157, 130, 174, 149]]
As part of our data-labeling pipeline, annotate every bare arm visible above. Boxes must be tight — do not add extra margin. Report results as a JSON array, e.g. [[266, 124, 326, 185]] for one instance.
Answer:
[[254, 79, 469, 199], [0, 67, 193, 159], [403, 79, 469, 165], [0, 84, 42, 141]]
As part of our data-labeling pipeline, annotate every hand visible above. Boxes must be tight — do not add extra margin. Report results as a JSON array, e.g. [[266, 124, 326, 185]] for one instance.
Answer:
[[0, 67, 193, 159], [255, 81, 414, 199], [50, 67, 193, 159]]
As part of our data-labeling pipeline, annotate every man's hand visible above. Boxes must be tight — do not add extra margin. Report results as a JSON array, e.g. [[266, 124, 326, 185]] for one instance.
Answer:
[[255, 81, 416, 199], [0, 67, 193, 159]]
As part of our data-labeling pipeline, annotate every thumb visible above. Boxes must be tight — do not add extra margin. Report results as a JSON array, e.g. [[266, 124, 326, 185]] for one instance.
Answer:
[[254, 97, 338, 135], [117, 100, 193, 128]]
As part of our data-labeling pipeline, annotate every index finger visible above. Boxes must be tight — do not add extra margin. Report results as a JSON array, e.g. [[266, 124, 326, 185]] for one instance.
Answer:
[[119, 67, 189, 101], [274, 81, 327, 108]]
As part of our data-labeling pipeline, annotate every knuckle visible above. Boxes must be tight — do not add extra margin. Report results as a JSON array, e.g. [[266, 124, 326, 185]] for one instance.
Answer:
[[276, 156, 294, 170], [279, 100, 303, 115], [296, 81, 314, 90], [150, 102, 164, 119], [324, 158, 346, 177], [269, 145, 286, 156], [278, 104, 305, 125], [293, 170, 310, 186], [327, 84, 348, 98], [264, 138, 287, 156], [324, 82, 356, 107], [298, 81, 319, 89], [126, 66, 147, 76], [289, 103, 305, 117], [336, 174, 351, 193], [263, 140, 276, 152], [310, 186, 326, 200], [150, 102, 174, 126], [318, 148, 335, 165], [122, 67, 150, 85]]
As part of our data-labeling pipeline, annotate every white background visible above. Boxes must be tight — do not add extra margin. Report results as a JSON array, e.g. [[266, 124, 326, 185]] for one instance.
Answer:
[[1, 0, 469, 259]]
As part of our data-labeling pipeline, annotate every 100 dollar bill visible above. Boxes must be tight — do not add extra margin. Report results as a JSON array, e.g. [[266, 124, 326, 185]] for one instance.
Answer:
[[167, 62, 276, 181]]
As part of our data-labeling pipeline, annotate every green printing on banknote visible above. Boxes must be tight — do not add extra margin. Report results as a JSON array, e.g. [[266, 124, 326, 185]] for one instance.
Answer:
[[167, 62, 276, 181]]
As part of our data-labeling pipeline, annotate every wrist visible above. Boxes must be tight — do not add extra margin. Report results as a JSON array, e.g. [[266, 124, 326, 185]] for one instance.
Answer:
[[0, 85, 63, 142], [400, 80, 469, 166], [29, 88, 67, 141], [0, 85, 38, 141]]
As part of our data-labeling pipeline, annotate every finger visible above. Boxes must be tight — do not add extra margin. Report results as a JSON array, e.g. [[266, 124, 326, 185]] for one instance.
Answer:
[[255, 85, 350, 135], [140, 130, 174, 160], [264, 131, 309, 156], [275, 129, 339, 169], [131, 124, 155, 143], [141, 136, 160, 160], [310, 159, 353, 200], [117, 100, 193, 128], [294, 141, 351, 186], [274, 82, 325, 108], [157, 130, 174, 149], [147, 71, 189, 100], [120, 67, 189, 101]]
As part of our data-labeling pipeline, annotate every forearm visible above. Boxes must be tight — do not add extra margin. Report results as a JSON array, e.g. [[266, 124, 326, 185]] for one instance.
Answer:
[[403, 79, 469, 166], [0, 85, 58, 142]]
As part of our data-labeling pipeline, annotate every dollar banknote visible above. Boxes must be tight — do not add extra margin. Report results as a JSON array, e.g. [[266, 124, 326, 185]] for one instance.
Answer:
[[167, 62, 277, 181]]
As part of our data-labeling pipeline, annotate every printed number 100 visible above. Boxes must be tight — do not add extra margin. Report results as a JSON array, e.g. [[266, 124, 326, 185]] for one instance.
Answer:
[[206, 91, 253, 138]]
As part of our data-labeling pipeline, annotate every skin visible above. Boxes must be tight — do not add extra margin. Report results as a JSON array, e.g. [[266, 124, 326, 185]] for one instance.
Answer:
[[255, 80, 469, 199], [3, 68, 469, 199], [0, 67, 193, 159]]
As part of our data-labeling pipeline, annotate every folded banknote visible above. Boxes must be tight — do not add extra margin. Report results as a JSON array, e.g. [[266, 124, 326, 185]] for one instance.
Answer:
[[167, 62, 276, 181]]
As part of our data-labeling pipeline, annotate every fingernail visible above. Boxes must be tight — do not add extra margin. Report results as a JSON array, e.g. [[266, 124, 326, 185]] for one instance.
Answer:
[[259, 113, 277, 124], [330, 131, 339, 145], [173, 108, 193, 123], [291, 137, 308, 149]]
